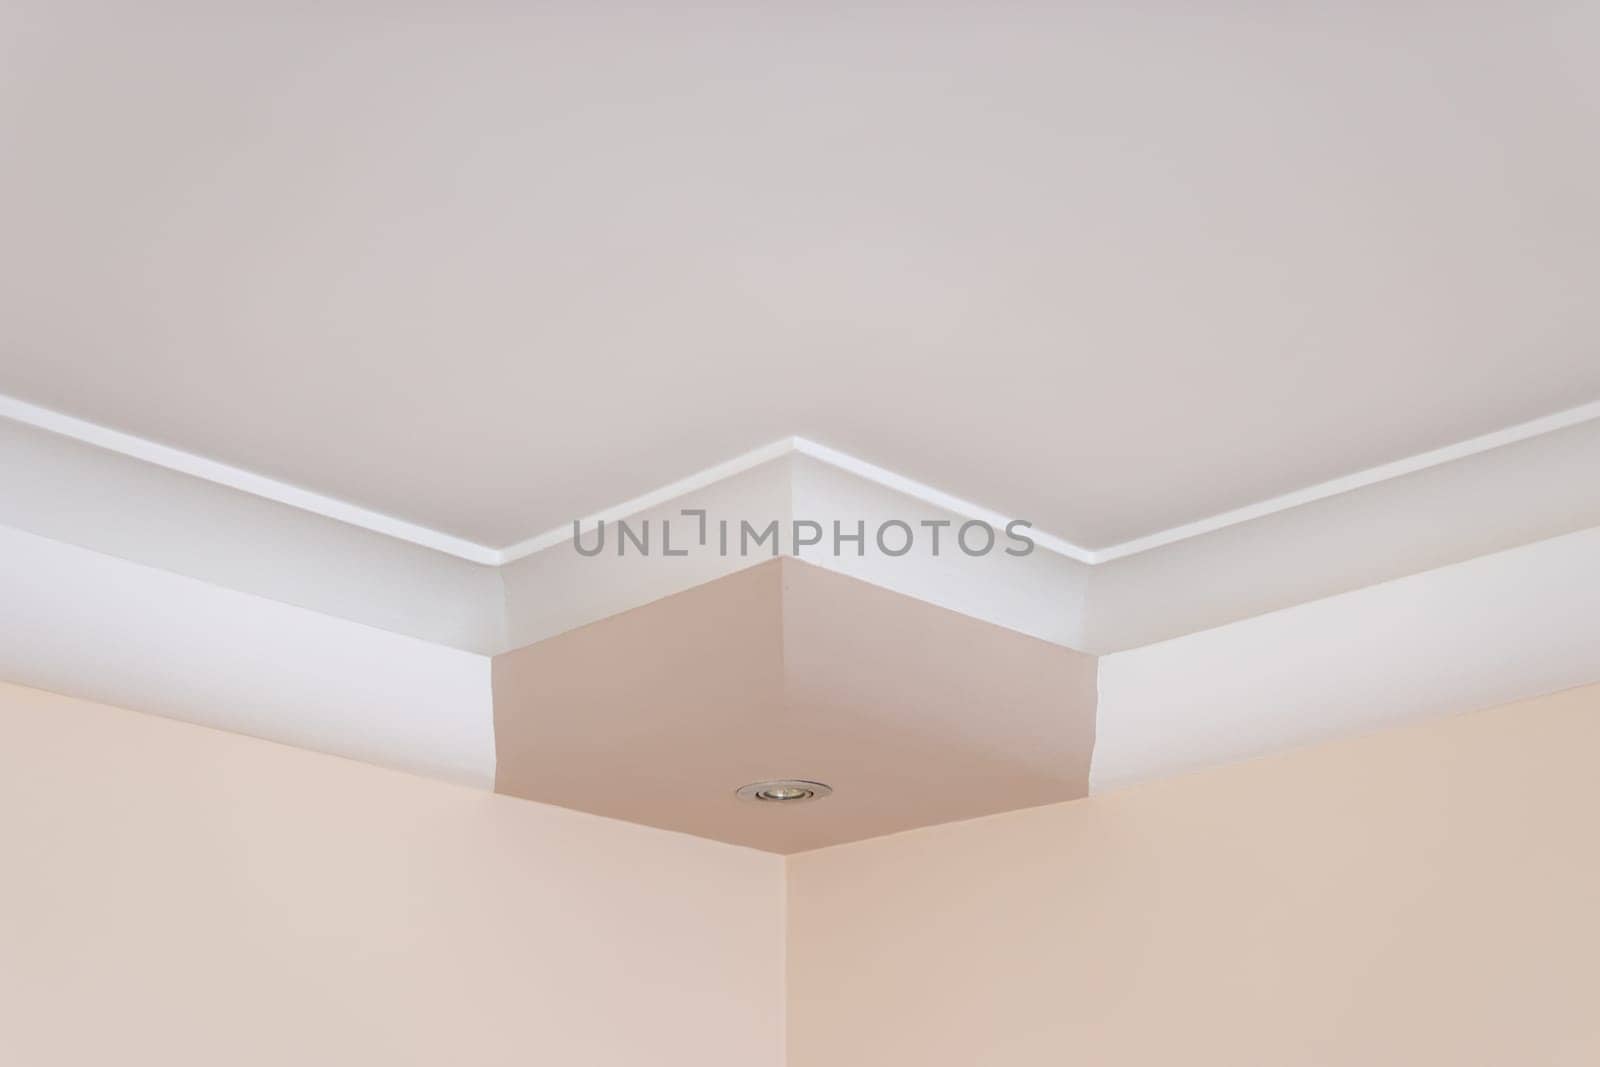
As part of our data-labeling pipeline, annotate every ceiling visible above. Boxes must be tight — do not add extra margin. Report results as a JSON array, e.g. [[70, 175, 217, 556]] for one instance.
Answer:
[[2, 3, 1597, 549]]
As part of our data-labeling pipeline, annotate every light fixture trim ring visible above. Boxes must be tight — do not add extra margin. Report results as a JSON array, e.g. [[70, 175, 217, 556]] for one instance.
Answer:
[[735, 779, 834, 803]]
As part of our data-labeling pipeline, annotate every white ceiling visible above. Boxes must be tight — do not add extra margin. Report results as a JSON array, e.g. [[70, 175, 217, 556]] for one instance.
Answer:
[[2, 3, 1597, 548]]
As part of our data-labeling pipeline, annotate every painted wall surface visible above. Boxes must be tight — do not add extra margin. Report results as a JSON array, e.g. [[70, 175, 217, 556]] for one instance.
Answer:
[[0, 682, 784, 1067], [787, 684, 1600, 1066]]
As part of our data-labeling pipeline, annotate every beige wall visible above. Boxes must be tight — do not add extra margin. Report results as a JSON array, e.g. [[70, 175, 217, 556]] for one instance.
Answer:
[[0, 682, 784, 1066], [8, 677, 1599, 1066], [788, 684, 1600, 1066]]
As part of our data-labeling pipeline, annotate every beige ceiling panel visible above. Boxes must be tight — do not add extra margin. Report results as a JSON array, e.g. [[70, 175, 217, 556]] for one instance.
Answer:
[[492, 558, 1096, 852]]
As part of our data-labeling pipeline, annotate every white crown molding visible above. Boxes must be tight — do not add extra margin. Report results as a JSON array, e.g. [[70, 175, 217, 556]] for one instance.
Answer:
[[496, 436, 802, 563], [4, 390, 1600, 571], [1091, 398, 1600, 563], [0, 393, 503, 565], [497, 434, 1097, 564], [787, 438, 1092, 562]]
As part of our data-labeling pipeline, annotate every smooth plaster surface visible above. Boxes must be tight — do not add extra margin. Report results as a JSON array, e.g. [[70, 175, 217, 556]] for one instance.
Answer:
[[4, 4, 1598, 547], [5, 675, 1599, 1065], [0, 682, 785, 1067], [786, 682, 1600, 1065]]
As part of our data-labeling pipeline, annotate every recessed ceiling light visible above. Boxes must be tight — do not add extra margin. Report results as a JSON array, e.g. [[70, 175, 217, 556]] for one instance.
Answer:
[[736, 779, 833, 803]]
